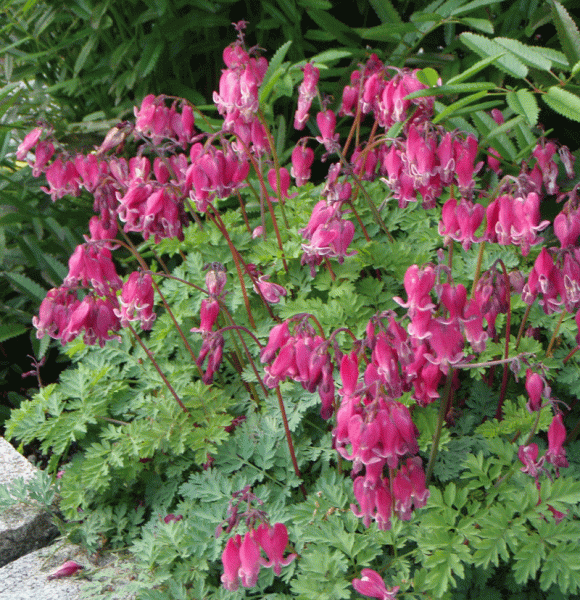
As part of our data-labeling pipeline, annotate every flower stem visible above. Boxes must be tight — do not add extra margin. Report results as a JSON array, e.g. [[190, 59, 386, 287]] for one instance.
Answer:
[[515, 303, 532, 351], [258, 109, 289, 229], [127, 323, 190, 415], [275, 385, 307, 499], [470, 241, 486, 296], [546, 310, 567, 357], [425, 367, 454, 487], [495, 260, 511, 420], [207, 205, 256, 329]]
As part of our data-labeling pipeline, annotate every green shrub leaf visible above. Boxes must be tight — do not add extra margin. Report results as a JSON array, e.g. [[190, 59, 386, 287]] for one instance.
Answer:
[[460, 33, 528, 78], [549, 0, 580, 68], [543, 86, 580, 123], [506, 89, 539, 126]]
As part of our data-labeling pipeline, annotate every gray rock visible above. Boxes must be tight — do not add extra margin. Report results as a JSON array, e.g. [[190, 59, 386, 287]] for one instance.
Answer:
[[0, 541, 85, 600], [0, 438, 59, 567], [0, 508, 59, 568], [0, 438, 138, 599]]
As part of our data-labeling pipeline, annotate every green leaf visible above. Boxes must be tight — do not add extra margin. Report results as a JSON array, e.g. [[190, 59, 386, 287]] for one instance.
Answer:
[[405, 81, 496, 99], [73, 36, 97, 77], [541, 47, 569, 70], [460, 32, 528, 79], [368, 0, 401, 23], [0, 324, 28, 343], [471, 110, 517, 160], [308, 9, 360, 46], [309, 49, 352, 64], [259, 40, 292, 104], [261, 40, 292, 89], [297, 0, 333, 8], [137, 40, 164, 78], [411, 12, 443, 23], [459, 18, 494, 35], [451, 0, 501, 16], [506, 89, 539, 126], [543, 86, 580, 123], [494, 37, 553, 71], [416, 67, 440, 87], [432, 90, 489, 124], [549, 0, 580, 68], [358, 22, 418, 41], [447, 53, 506, 85], [3, 271, 47, 302]]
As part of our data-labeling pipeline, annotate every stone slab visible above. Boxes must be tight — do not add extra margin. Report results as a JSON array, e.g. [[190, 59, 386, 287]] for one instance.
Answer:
[[0, 438, 59, 568]]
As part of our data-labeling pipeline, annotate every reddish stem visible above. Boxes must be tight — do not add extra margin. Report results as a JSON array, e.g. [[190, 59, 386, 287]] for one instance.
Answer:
[[494, 260, 511, 421], [207, 206, 256, 329], [275, 386, 307, 499], [127, 323, 190, 415]]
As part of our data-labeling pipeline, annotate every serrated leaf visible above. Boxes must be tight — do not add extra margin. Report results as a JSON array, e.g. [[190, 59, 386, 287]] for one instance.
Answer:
[[259, 40, 292, 103], [513, 540, 545, 585], [432, 90, 488, 124], [73, 35, 96, 77], [494, 37, 553, 71], [308, 9, 360, 46], [138, 40, 164, 78], [549, 0, 580, 68], [309, 49, 352, 63], [541, 47, 570, 70], [368, 0, 401, 23], [543, 86, 580, 123], [459, 17, 494, 35], [447, 53, 506, 85], [506, 89, 539, 125], [451, 0, 500, 16], [405, 81, 496, 99], [472, 110, 518, 160], [0, 324, 28, 343], [358, 22, 418, 41], [3, 271, 47, 301], [460, 32, 528, 79]]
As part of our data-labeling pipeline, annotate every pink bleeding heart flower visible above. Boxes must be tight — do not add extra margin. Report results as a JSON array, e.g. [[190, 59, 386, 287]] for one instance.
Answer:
[[546, 413, 569, 472], [221, 534, 242, 591], [294, 62, 320, 130], [291, 141, 315, 187], [47, 560, 84, 580], [267, 167, 297, 200], [163, 514, 183, 523], [238, 530, 262, 588], [254, 275, 287, 304], [115, 271, 156, 330], [525, 369, 549, 412], [352, 568, 400, 600], [254, 522, 296, 574], [17, 127, 44, 160]]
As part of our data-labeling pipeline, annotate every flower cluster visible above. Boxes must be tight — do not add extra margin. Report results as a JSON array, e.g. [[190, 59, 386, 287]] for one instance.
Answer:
[[221, 523, 296, 590], [260, 316, 335, 419], [218, 485, 296, 591]]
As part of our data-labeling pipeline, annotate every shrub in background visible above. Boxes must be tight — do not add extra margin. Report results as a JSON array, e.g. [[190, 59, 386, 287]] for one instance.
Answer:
[[3, 1, 580, 599]]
